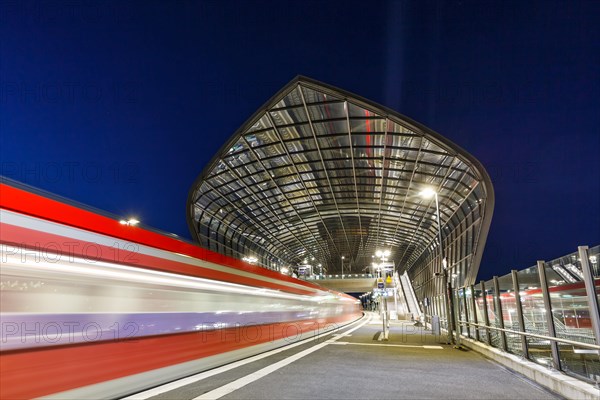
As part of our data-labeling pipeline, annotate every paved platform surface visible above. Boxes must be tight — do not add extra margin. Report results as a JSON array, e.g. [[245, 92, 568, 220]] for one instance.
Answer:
[[126, 313, 563, 400]]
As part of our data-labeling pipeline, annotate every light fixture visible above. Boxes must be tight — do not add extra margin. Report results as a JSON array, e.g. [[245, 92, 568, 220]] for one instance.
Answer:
[[119, 218, 140, 226], [419, 187, 436, 199]]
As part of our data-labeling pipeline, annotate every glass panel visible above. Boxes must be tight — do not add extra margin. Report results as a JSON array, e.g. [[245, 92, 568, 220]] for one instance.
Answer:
[[279, 124, 311, 140], [588, 245, 600, 278], [546, 262, 600, 381], [285, 138, 318, 153], [224, 137, 247, 156], [350, 118, 386, 133], [388, 119, 417, 135], [485, 279, 502, 348], [270, 107, 308, 126], [306, 102, 346, 121], [422, 138, 447, 154], [250, 129, 280, 146], [497, 274, 523, 356], [245, 114, 272, 134], [464, 286, 478, 339], [313, 120, 348, 136], [516, 266, 554, 367], [474, 287, 488, 342], [347, 102, 378, 118], [301, 86, 342, 104], [273, 90, 303, 108]]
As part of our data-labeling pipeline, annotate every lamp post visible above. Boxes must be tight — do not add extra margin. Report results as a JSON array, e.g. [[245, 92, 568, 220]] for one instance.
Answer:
[[375, 249, 391, 337], [419, 188, 455, 345], [375, 250, 391, 278]]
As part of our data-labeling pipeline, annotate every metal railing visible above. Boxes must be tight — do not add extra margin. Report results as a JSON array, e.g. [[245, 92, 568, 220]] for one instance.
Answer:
[[446, 245, 600, 385]]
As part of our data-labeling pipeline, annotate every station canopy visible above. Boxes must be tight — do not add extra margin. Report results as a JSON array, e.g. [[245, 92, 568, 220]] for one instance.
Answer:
[[187, 76, 494, 287]]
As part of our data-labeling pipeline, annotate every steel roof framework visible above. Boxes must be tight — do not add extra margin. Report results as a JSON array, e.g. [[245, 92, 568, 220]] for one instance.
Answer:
[[187, 77, 494, 289]]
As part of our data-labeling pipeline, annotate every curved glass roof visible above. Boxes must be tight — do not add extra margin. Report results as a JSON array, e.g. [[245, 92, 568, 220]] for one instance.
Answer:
[[187, 76, 494, 287]]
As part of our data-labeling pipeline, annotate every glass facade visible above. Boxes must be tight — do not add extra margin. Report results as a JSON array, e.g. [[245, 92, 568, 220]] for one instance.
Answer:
[[187, 76, 494, 303]]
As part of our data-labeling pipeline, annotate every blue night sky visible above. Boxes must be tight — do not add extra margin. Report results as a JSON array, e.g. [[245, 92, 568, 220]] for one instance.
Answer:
[[1, 1, 599, 280]]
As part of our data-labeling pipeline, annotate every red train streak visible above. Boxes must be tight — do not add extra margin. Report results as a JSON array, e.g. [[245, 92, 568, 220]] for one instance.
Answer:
[[1, 316, 353, 399], [0, 183, 340, 297], [0, 181, 362, 398], [0, 222, 315, 296]]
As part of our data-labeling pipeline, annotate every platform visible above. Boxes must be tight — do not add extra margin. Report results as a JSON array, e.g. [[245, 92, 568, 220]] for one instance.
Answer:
[[125, 313, 560, 400]]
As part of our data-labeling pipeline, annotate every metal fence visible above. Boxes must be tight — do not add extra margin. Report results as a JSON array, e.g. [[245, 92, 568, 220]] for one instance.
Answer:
[[450, 245, 600, 385]]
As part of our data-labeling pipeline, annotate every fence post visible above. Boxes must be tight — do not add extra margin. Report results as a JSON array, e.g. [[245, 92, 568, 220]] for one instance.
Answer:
[[511, 270, 529, 359], [493, 276, 508, 351], [469, 284, 480, 341], [480, 280, 492, 346], [537, 260, 561, 370], [462, 287, 471, 339]]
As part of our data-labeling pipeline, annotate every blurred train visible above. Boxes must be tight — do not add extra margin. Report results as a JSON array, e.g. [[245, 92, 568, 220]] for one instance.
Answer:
[[0, 179, 362, 399]]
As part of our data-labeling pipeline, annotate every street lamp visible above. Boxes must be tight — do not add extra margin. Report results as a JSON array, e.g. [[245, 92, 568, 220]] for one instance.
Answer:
[[419, 187, 455, 345], [341, 256, 345, 279]]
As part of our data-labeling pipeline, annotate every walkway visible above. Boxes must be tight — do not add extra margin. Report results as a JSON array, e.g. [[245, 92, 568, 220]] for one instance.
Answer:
[[125, 313, 561, 399]]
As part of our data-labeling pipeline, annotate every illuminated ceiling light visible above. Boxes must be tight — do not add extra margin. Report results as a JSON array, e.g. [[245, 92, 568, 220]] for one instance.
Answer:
[[119, 218, 140, 226], [419, 187, 436, 199], [375, 250, 390, 258], [242, 256, 258, 264]]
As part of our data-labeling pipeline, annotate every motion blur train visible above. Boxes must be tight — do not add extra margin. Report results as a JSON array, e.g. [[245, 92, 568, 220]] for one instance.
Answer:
[[0, 178, 362, 399]]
